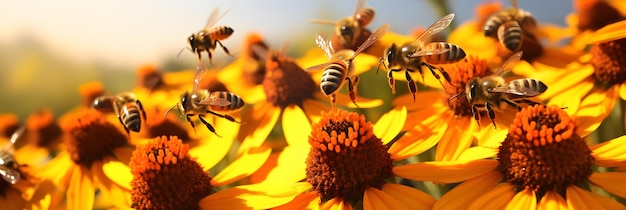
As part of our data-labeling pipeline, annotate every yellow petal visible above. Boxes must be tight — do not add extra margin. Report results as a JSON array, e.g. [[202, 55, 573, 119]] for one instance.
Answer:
[[467, 183, 515, 210], [475, 129, 508, 149], [393, 159, 498, 183], [448, 21, 499, 64], [189, 132, 234, 171], [591, 135, 626, 167], [587, 20, 626, 44], [435, 116, 475, 161], [363, 187, 412, 210], [14, 144, 49, 168], [334, 92, 384, 109], [589, 172, 626, 198], [620, 83, 626, 101], [458, 146, 498, 162], [282, 104, 312, 147], [576, 87, 619, 137], [37, 152, 74, 188], [91, 161, 132, 208], [112, 146, 135, 166], [200, 182, 307, 210], [302, 99, 329, 123], [261, 145, 308, 184], [320, 197, 351, 210], [67, 166, 95, 210], [388, 119, 445, 160], [381, 184, 435, 210], [374, 106, 407, 144], [546, 78, 594, 117], [101, 158, 133, 190], [566, 186, 605, 210], [273, 191, 320, 210], [505, 188, 536, 210], [212, 146, 272, 186], [28, 179, 58, 210], [537, 191, 567, 209], [434, 171, 502, 210], [237, 101, 281, 154]]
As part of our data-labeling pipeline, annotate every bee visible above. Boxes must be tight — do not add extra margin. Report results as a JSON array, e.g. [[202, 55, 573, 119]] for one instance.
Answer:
[[165, 62, 245, 137], [483, 0, 537, 52], [187, 8, 234, 64], [305, 24, 388, 108], [92, 93, 147, 135], [1, 127, 24, 185], [462, 51, 547, 128], [379, 13, 466, 102], [310, 0, 376, 51]]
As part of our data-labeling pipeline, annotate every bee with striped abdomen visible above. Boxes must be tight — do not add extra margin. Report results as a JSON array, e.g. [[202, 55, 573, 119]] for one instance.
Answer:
[[459, 51, 547, 128], [187, 8, 234, 64], [165, 61, 245, 137], [92, 92, 147, 135], [305, 24, 388, 108], [310, 0, 376, 51], [0, 127, 24, 185], [483, 0, 537, 52], [379, 13, 466, 102]]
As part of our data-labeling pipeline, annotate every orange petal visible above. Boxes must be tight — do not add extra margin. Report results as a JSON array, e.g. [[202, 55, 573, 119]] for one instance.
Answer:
[[505, 188, 536, 209], [260, 145, 308, 184], [302, 99, 329, 123], [587, 20, 626, 44], [435, 116, 475, 161], [201, 182, 310, 210], [467, 183, 515, 210], [212, 146, 272, 186], [434, 171, 502, 210], [363, 187, 412, 210], [392, 91, 446, 112], [237, 101, 281, 154], [282, 104, 312, 147], [374, 106, 407, 145], [620, 83, 626, 101], [590, 135, 626, 167], [566, 186, 606, 209], [67, 166, 95, 210], [586, 189, 626, 209], [393, 159, 498, 183], [537, 191, 568, 209], [458, 146, 498, 162], [273, 191, 320, 210], [334, 92, 384, 109], [320, 197, 351, 210], [589, 172, 626, 198], [101, 158, 132, 190], [381, 184, 435, 210], [388, 119, 446, 160]]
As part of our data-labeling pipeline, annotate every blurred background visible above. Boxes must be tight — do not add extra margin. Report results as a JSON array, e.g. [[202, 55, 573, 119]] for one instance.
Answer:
[[0, 0, 572, 120]]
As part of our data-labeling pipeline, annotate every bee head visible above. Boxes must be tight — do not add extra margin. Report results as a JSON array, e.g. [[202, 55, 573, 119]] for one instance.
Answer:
[[91, 96, 115, 113], [337, 19, 358, 46], [188, 34, 199, 51]]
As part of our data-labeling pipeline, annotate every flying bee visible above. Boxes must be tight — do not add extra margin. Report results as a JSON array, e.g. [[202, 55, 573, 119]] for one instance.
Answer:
[[310, 0, 376, 51], [458, 51, 547, 128], [186, 8, 234, 64], [379, 13, 466, 102], [305, 24, 388, 108], [483, 0, 537, 52], [92, 92, 147, 136], [165, 62, 245, 137], [1, 127, 24, 185]]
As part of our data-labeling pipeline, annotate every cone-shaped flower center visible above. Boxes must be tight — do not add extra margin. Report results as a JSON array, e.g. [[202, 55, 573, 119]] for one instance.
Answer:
[[575, 0, 624, 31], [590, 38, 626, 87], [262, 51, 316, 108], [130, 136, 212, 210], [445, 56, 491, 117], [140, 108, 191, 141], [306, 110, 393, 204], [62, 110, 128, 167], [497, 105, 594, 198], [25, 108, 62, 148]]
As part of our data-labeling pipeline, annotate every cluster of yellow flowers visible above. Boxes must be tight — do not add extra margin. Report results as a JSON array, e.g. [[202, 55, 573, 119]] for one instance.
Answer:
[[1, 0, 626, 209]]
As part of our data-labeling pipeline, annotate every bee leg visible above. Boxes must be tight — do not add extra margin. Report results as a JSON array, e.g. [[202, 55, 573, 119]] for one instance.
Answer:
[[421, 62, 447, 89], [215, 40, 231, 56], [485, 102, 497, 129], [136, 100, 147, 121], [186, 114, 197, 134], [501, 98, 523, 111], [514, 99, 542, 108], [198, 114, 221, 138], [387, 69, 401, 94], [206, 110, 243, 124], [330, 94, 337, 110], [346, 76, 360, 108], [471, 105, 482, 128], [404, 69, 417, 102]]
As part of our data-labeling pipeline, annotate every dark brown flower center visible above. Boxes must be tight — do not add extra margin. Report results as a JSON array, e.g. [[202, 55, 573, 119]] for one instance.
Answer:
[[0, 114, 20, 139], [136, 64, 164, 91], [445, 56, 491, 117], [197, 69, 229, 92], [130, 136, 212, 210], [575, 0, 625, 31], [24, 108, 62, 148], [62, 110, 128, 167], [262, 51, 316, 108], [139, 108, 191, 141], [242, 33, 269, 85], [306, 110, 393, 204], [590, 38, 626, 88], [497, 105, 594, 198]]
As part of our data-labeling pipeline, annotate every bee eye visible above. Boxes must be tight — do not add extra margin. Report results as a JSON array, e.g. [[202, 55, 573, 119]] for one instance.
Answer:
[[469, 83, 477, 99], [386, 45, 396, 63], [340, 25, 353, 37]]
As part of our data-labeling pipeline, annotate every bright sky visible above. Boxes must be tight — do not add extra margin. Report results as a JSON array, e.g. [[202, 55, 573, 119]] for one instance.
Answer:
[[0, 0, 571, 67]]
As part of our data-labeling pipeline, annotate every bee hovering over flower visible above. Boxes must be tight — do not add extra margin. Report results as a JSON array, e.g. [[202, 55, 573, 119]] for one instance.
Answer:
[[305, 24, 388, 108], [483, 0, 537, 52], [185, 8, 234, 64], [165, 61, 245, 137], [0, 127, 24, 185], [309, 0, 376, 51], [92, 92, 147, 136], [379, 13, 466, 102], [453, 51, 547, 128]]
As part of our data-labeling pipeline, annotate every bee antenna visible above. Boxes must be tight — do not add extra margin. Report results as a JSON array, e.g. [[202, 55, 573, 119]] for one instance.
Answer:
[[164, 104, 178, 118], [376, 57, 388, 75], [448, 92, 465, 101], [177, 47, 192, 58], [9, 126, 26, 145]]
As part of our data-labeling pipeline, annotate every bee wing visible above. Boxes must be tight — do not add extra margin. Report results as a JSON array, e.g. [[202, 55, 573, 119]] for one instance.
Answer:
[[193, 61, 209, 93], [489, 83, 543, 96], [511, 0, 519, 9], [350, 24, 389, 60], [353, 0, 367, 18], [2, 126, 24, 152], [410, 47, 450, 57], [204, 7, 230, 30], [304, 62, 333, 72], [198, 97, 232, 106], [414, 13, 455, 44], [308, 19, 337, 26], [251, 44, 270, 61], [0, 166, 20, 184], [493, 51, 523, 76], [315, 34, 335, 59]]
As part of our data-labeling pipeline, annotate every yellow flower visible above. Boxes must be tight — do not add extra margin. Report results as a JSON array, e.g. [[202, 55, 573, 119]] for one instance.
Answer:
[[130, 135, 295, 209], [13, 108, 63, 169], [272, 109, 437, 210], [0, 133, 44, 210], [398, 105, 626, 209]]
